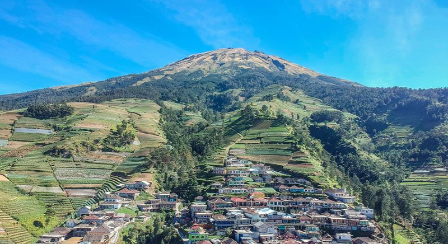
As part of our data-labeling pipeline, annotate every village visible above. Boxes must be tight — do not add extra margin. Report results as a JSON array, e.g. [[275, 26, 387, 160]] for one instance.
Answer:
[[36, 154, 386, 244]]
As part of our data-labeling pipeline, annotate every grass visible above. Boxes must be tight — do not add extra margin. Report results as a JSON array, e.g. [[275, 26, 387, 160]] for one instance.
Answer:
[[116, 207, 138, 217]]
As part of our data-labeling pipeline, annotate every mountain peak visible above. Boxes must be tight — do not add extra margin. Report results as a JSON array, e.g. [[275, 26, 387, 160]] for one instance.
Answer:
[[157, 48, 321, 79]]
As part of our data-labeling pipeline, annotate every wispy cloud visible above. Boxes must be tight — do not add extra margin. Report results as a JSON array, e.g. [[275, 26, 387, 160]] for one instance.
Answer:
[[0, 0, 186, 68], [156, 0, 259, 49], [0, 35, 99, 83]]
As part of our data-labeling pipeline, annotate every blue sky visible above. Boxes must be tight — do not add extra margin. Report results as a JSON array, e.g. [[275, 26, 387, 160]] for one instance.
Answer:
[[1, 0, 448, 94]]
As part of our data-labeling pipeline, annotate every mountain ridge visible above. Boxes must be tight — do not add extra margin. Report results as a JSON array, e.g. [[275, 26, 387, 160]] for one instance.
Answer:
[[0, 48, 359, 110]]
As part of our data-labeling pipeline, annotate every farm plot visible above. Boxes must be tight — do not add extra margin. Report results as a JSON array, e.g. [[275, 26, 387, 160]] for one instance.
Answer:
[[14, 128, 53, 134], [402, 172, 448, 208], [0, 181, 59, 238], [0, 209, 36, 244], [33, 192, 74, 219], [183, 112, 206, 125], [115, 157, 147, 174], [54, 168, 112, 186], [106, 99, 166, 155], [235, 123, 295, 166], [247, 85, 342, 119], [9, 133, 49, 142], [72, 103, 129, 131], [0, 113, 20, 141]]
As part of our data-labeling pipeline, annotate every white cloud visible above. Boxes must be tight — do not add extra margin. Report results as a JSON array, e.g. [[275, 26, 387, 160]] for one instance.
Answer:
[[156, 0, 259, 49]]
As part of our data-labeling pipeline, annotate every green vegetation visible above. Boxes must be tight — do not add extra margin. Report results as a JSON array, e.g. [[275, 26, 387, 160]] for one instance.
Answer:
[[24, 103, 74, 119], [102, 120, 136, 151], [2, 49, 448, 243], [121, 213, 181, 244]]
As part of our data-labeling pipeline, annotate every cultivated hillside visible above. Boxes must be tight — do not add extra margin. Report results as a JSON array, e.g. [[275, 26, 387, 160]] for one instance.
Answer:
[[1, 48, 448, 243]]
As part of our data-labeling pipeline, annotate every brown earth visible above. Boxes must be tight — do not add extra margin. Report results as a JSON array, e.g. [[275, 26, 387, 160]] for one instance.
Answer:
[[0, 145, 40, 158], [0, 174, 9, 182]]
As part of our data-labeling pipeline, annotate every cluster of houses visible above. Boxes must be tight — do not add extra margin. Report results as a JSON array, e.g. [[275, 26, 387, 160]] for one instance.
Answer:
[[36, 155, 385, 244], [37, 180, 157, 244], [177, 156, 383, 244]]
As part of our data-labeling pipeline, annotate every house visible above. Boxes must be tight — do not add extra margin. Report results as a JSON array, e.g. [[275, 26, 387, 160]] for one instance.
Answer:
[[324, 189, 356, 204], [359, 207, 374, 219], [99, 202, 122, 210], [82, 215, 105, 225], [159, 201, 177, 210], [288, 185, 302, 193], [353, 237, 380, 244], [208, 198, 233, 210], [138, 199, 161, 212], [220, 238, 238, 244], [154, 192, 178, 202], [190, 202, 208, 218], [253, 176, 264, 183], [194, 211, 213, 223], [66, 219, 81, 228], [99, 195, 123, 210], [234, 229, 257, 243], [227, 177, 245, 186], [262, 174, 272, 183], [116, 188, 140, 199], [113, 213, 131, 222], [72, 224, 96, 237], [188, 225, 209, 242], [82, 225, 112, 244], [213, 167, 227, 175], [77, 206, 91, 217], [276, 185, 289, 192], [334, 233, 351, 243], [212, 214, 235, 229], [227, 169, 250, 177], [219, 187, 247, 195], [124, 181, 151, 190], [253, 221, 278, 242], [104, 194, 124, 203], [210, 182, 223, 189], [38, 227, 72, 243], [321, 233, 333, 243], [195, 241, 212, 244]]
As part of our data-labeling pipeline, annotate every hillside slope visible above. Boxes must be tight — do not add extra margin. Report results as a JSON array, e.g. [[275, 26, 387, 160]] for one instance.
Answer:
[[0, 48, 357, 110]]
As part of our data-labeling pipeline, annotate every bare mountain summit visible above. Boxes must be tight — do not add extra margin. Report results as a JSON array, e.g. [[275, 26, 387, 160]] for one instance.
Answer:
[[0, 48, 359, 109], [133, 48, 354, 86]]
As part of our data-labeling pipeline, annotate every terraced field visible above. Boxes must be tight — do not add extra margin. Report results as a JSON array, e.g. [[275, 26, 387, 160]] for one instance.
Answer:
[[402, 171, 448, 208], [0, 99, 167, 243]]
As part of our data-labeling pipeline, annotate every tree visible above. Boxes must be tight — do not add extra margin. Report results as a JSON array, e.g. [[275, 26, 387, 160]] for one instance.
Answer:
[[25, 103, 74, 119], [102, 120, 136, 151]]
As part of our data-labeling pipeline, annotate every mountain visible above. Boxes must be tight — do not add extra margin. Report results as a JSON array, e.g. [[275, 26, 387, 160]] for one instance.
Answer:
[[0, 48, 358, 110], [1, 48, 448, 243]]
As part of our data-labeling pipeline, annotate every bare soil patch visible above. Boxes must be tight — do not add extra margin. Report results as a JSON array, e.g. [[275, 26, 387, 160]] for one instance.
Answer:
[[0, 174, 9, 182], [0, 129, 11, 139], [0, 145, 40, 158], [82, 152, 126, 163], [63, 184, 102, 188], [0, 112, 21, 124], [3, 141, 30, 149]]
